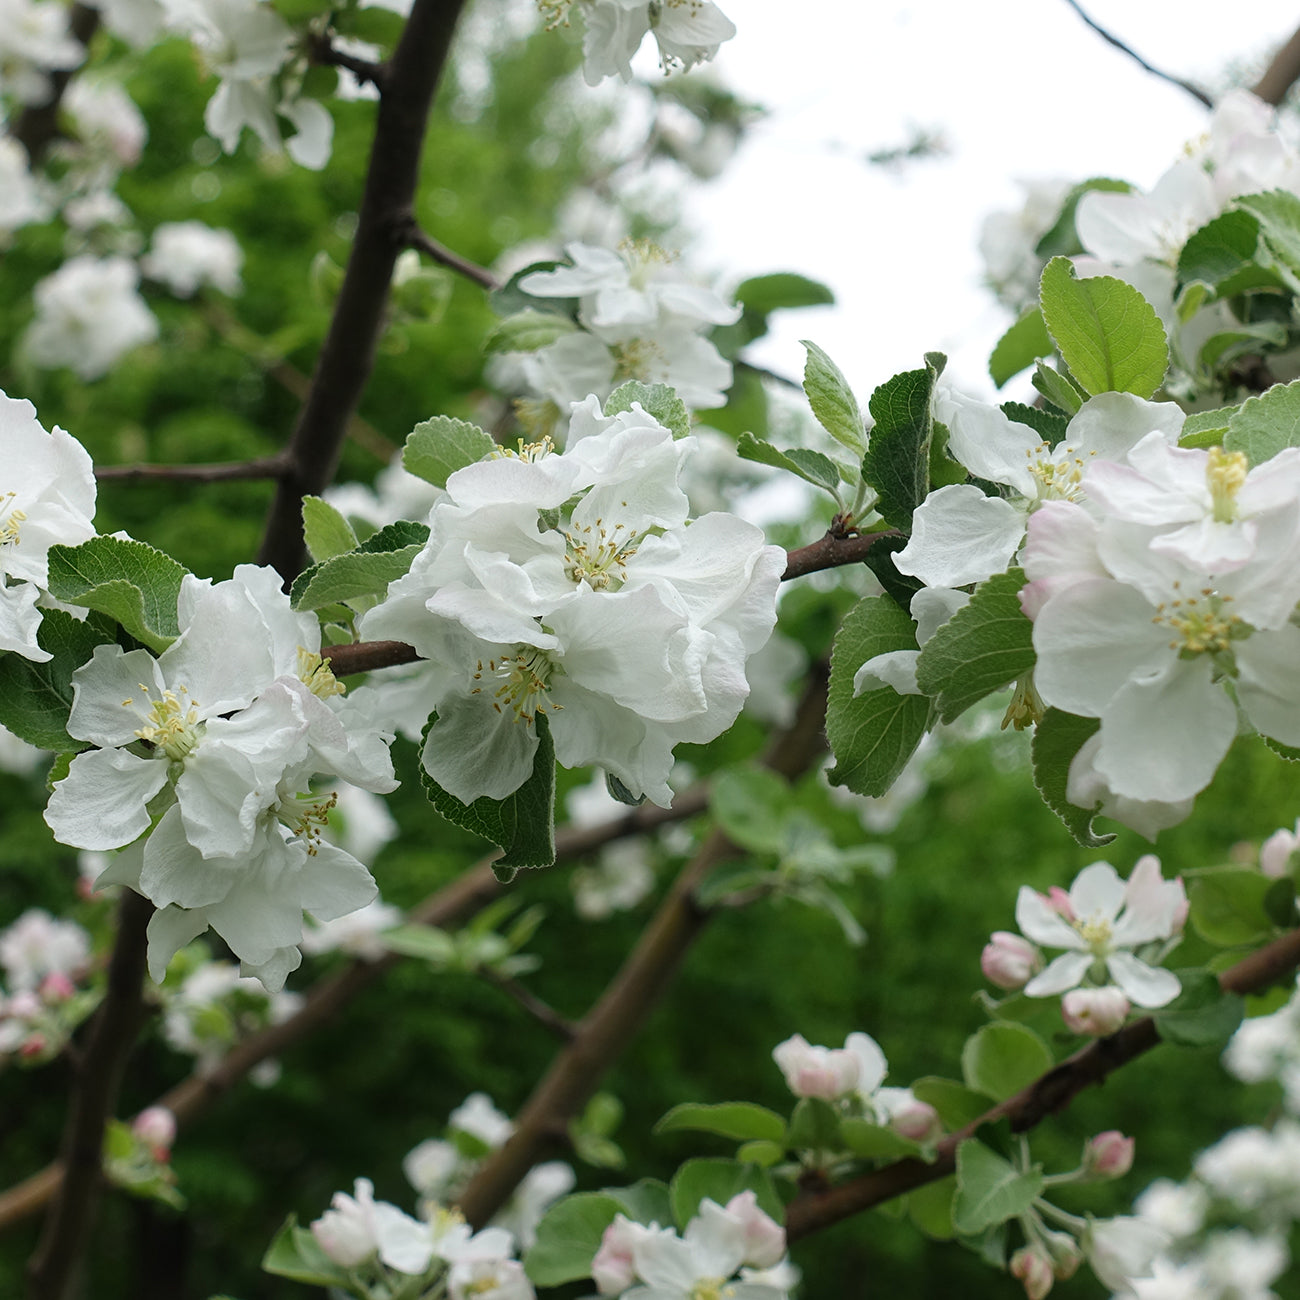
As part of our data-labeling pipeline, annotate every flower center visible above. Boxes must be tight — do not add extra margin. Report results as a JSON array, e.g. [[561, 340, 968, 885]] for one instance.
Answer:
[[1026, 442, 1092, 503], [1207, 446, 1248, 523], [131, 686, 202, 762], [1152, 585, 1244, 658], [0, 491, 25, 547], [1001, 671, 1045, 731], [297, 648, 345, 699], [493, 435, 556, 462], [618, 236, 675, 288], [564, 515, 638, 589], [472, 649, 560, 725], [282, 791, 338, 856], [612, 337, 667, 382], [1074, 915, 1113, 956], [536, 0, 570, 29], [689, 1279, 734, 1300]]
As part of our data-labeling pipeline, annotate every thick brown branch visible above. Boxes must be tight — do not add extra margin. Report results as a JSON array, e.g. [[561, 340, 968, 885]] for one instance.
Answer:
[[1060, 0, 1212, 109], [455, 664, 831, 1228], [256, 0, 470, 581], [1253, 23, 1300, 106], [403, 221, 499, 291], [11, 4, 99, 165], [95, 454, 291, 484], [782, 529, 898, 581], [784, 926, 1300, 1242], [26, 890, 152, 1300]]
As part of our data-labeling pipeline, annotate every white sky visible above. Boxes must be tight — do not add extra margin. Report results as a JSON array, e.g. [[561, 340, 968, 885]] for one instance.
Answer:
[[673, 0, 1300, 400]]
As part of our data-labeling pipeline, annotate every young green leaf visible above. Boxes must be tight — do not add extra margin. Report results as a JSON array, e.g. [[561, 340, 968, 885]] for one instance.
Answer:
[[952, 1141, 1045, 1235], [801, 340, 867, 455], [605, 381, 691, 440], [863, 355, 943, 531], [1030, 708, 1116, 848], [736, 432, 843, 499], [402, 414, 496, 488], [484, 309, 578, 354], [961, 1022, 1053, 1102], [524, 1193, 623, 1286], [301, 495, 359, 563], [1031, 361, 1084, 416], [989, 306, 1053, 388], [668, 1159, 782, 1230], [655, 1103, 786, 1144], [290, 520, 429, 611], [1152, 970, 1244, 1048], [1224, 378, 1300, 465]]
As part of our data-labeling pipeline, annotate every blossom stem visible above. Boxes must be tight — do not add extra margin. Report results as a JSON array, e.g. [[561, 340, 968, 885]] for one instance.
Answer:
[[1034, 1199, 1088, 1234]]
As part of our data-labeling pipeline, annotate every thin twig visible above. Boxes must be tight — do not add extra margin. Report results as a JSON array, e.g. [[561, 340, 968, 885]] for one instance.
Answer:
[[784, 927, 1300, 1241], [1252, 22, 1300, 106], [25, 890, 153, 1300], [402, 221, 499, 291], [455, 664, 831, 1228], [480, 971, 577, 1041], [1060, 0, 1213, 109], [307, 31, 390, 93], [95, 454, 291, 484]]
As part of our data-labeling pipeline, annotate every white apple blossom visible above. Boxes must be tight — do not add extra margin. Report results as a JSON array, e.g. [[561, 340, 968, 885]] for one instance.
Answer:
[[310, 1177, 432, 1271], [1084, 1217, 1170, 1297], [771, 1030, 888, 1110], [1015, 858, 1185, 1009], [0, 137, 49, 238], [23, 255, 159, 380], [64, 78, 149, 166], [0, 0, 84, 103], [141, 221, 243, 297], [0, 391, 97, 661], [450, 1092, 515, 1148], [360, 399, 782, 806], [0, 910, 90, 992]]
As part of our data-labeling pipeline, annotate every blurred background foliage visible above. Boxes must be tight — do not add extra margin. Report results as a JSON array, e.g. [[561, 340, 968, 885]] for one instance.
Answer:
[[1, 3, 1298, 1297]]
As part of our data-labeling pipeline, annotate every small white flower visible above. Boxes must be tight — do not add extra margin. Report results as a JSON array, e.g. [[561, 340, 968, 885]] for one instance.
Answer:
[[1083, 1216, 1169, 1296], [142, 221, 243, 297]]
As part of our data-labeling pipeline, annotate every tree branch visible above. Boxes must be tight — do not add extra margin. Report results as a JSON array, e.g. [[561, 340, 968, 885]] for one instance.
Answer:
[[403, 221, 499, 291], [95, 454, 291, 483], [1059, 0, 1212, 109], [1252, 23, 1300, 106], [455, 664, 831, 1228], [11, 4, 99, 165], [256, 0, 471, 581], [25, 890, 153, 1300], [479, 971, 577, 1041], [307, 31, 390, 93], [784, 926, 1300, 1242]]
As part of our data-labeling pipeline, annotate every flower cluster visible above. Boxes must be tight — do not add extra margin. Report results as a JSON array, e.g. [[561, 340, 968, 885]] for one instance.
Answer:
[[986, 858, 1187, 1032], [0, 909, 95, 1063], [360, 397, 784, 807], [44, 564, 397, 990], [588, 1194, 792, 1299]]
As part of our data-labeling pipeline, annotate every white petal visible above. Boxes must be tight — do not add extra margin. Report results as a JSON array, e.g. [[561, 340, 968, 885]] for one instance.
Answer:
[[45, 748, 170, 850], [893, 485, 1025, 588], [1024, 951, 1093, 997], [1107, 951, 1181, 1009]]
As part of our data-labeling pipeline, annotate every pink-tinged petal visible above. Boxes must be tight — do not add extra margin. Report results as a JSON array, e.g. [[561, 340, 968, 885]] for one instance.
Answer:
[[1239, 447, 1300, 513], [1149, 517, 1258, 573], [1113, 856, 1184, 945], [893, 485, 1025, 588], [683, 1199, 748, 1279], [1024, 951, 1093, 998], [1094, 661, 1236, 804], [1068, 862, 1126, 923], [1015, 886, 1084, 949], [45, 748, 170, 850], [1106, 951, 1181, 1009]]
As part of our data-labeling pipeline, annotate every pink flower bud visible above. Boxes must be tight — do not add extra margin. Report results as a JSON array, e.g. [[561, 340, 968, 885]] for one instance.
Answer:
[[772, 1033, 860, 1100], [40, 971, 76, 1004], [1061, 987, 1130, 1037], [132, 1106, 177, 1160], [981, 932, 1041, 990], [20, 1033, 47, 1059], [1261, 828, 1300, 879], [724, 1190, 786, 1269], [1084, 1131, 1135, 1180], [1046, 887, 1075, 921], [592, 1216, 650, 1295], [1041, 1229, 1083, 1279], [1010, 1245, 1055, 1300], [7, 990, 41, 1020]]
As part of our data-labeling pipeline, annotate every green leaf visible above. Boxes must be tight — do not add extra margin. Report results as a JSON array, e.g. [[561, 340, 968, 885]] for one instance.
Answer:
[[1030, 708, 1116, 848], [840, 1118, 922, 1160], [1265, 875, 1298, 927], [1175, 280, 1210, 325], [708, 765, 791, 855], [419, 712, 556, 874], [911, 1077, 993, 1131], [301, 495, 359, 564], [736, 1140, 785, 1168], [908, 1175, 957, 1240], [1188, 868, 1275, 947], [1038, 257, 1169, 399], [1176, 210, 1261, 293], [402, 414, 496, 488], [786, 1097, 843, 1152], [524, 1193, 622, 1286], [953, 1141, 1044, 1235], [485, 308, 578, 354], [46, 536, 190, 653], [1001, 401, 1069, 446], [862, 356, 943, 531], [668, 1159, 782, 1230], [928, 420, 968, 488], [488, 260, 575, 320], [379, 924, 457, 965], [1180, 404, 1240, 448], [989, 307, 1053, 388], [1153, 970, 1244, 1048], [825, 596, 932, 797], [1031, 361, 1084, 416], [261, 1216, 347, 1286], [736, 273, 835, 313], [1224, 378, 1300, 465], [1236, 190, 1300, 290], [605, 381, 691, 440], [801, 340, 867, 455], [289, 520, 429, 611], [0, 610, 115, 751], [915, 569, 1035, 723], [608, 1179, 673, 1227], [1198, 321, 1290, 371], [736, 433, 843, 499], [1033, 177, 1132, 258], [961, 1022, 1053, 1103], [655, 1102, 786, 1144], [863, 536, 925, 610]]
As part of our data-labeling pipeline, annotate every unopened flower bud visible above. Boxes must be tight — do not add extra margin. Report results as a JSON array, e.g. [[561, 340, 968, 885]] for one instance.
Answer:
[[1083, 1131, 1135, 1180], [592, 1215, 652, 1294], [724, 1190, 786, 1269], [1010, 1245, 1054, 1300], [132, 1106, 177, 1160], [981, 932, 1041, 990], [1061, 986, 1129, 1037], [20, 1033, 47, 1059], [40, 971, 76, 1004], [1260, 827, 1300, 879], [772, 1033, 860, 1100], [1041, 1229, 1083, 1280]]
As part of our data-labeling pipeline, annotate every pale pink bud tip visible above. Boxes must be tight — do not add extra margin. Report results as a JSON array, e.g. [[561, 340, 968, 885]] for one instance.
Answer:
[[1260, 829, 1300, 880], [1084, 1131, 1135, 1179], [1061, 987, 1130, 1037], [981, 931, 1040, 990], [20, 1034, 47, 1059], [132, 1106, 177, 1159], [1046, 886, 1075, 921], [888, 1098, 941, 1142], [591, 1217, 643, 1295], [1010, 1245, 1055, 1300], [724, 1190, 786, 1269], [40, 971, 76, 1003]]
